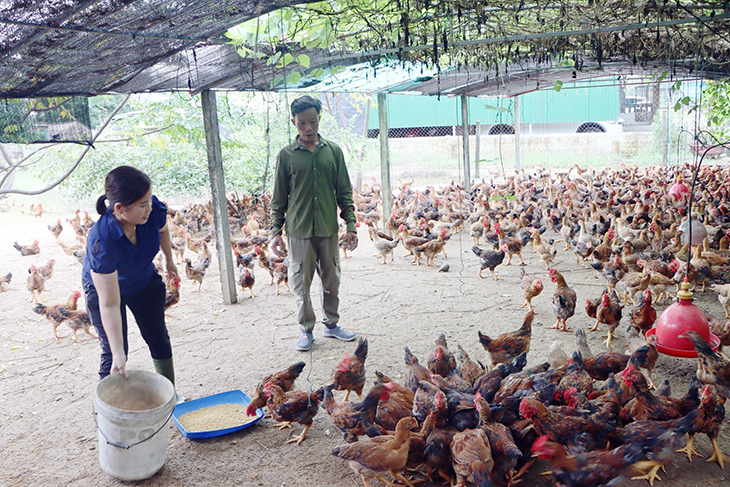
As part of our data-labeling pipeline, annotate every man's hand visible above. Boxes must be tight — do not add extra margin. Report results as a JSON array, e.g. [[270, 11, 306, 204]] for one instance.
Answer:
[[343, 231, 358, 251], [270, 234, 287, 258]]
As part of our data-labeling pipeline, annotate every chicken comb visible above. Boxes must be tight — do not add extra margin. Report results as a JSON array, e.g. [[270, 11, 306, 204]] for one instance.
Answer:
[[531, 435, 551, 452], [620, 364, 634, 378]]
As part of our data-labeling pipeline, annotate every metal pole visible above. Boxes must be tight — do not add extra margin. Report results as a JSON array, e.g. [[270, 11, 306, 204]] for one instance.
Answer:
[[514, 95, 521, 172], [377, 92, 392, 233], [475, 120, 481, 179], [461, 94, 471, 190], [200, 89, 237, 304]]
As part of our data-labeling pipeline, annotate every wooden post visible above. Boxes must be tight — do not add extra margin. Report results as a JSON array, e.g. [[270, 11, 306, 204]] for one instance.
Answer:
[[377, 92, 392, 233], [201, 89, 237, 304], [475, 120, 481, 179], [514, 95, 521, 172], [461, 94, 471, 190]]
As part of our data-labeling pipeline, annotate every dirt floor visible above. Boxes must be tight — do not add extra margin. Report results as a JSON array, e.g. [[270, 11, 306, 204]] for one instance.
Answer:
[[1, 194, 729, 487]]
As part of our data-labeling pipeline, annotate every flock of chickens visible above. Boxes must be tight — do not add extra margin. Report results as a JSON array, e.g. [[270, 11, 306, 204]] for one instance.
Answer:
[[239, 162, 730, 487], [6, 160, 730, 486]]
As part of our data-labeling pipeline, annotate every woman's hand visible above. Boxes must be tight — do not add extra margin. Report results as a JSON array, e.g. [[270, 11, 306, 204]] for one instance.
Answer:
[[110, 348, 128, 377], [165, 259, 179, 281]]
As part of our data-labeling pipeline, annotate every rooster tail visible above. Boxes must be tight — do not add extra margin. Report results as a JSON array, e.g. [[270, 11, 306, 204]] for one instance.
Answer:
[[471, 245, 483, 257], [681, 375, 702, 405], [477, 331, 492, 349], [353, 337, 368, 362], [674, 409, 699, 436], [13, 242, 21, 251], [589, 262, 603, 271], [32, 303, 46, 315], [435, 333, 448, 349], [289, 361, 306, 379], [404, 346, 418, 366]]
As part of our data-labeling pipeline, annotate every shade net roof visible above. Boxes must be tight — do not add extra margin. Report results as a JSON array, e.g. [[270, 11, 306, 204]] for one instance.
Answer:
[[0, 1, 728, 102]]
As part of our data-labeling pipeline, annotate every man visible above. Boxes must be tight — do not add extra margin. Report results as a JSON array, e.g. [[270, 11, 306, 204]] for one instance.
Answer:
[[270, 95, 359, 351]]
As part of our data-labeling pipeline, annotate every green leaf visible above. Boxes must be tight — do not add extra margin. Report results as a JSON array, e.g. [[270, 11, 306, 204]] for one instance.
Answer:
[[554, 80, 563, 92], [296, 54, 310, 69], [674, 101, 682, 111], [267, 52, 282, 67], [285, 71, 301, 85], [657, 71, 668, 83], [310, 68, 325, 78], [270, 76, 283, 89], [280, 53, 295, 67]]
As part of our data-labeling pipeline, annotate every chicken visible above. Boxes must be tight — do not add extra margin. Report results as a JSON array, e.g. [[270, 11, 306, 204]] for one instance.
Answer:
[[31, 201, 43, 218], [710, 283, 730, 319], [412, 381, 448, 426], [0, 271, 11, 292], [373, 371, 414, 432], [619, 271, 652, 305], [619, 365, 696, 423], [469, 216, 487, 245], [531, 229, 557, 269], [237, 265, 255, 298], [321, 383, 389, 442], [272, 260, 290, 295], [478, 309, 533, 369], [32, 291, 81, 339], [332, 338, 368, 402], [37, 259, 55, 280], [59, 309, 97, 342], [591, 290, 623, 348], [13, 240, 40, 256], [56, 237, 84, 257], [590, 254, 626, 291], [571, 239, 594, 266], [404, 346, 431, 393], [47, 219, 63, 239], [185, 232, 209, 256], [246, 361, 306, 415], [591, 228, 615, 263], [583, 351, 629, 381], [630, 339, 660, 390], [427, 334, 457, 377], [531, 435, 645, 487], [368, 224, 400, 264], [518, 267, 543, 311], [164, 275, 181, 310], [548, 340, 569, 369], [398, 224, 429, 264], [574, 328, 593, 359], [474, 393, 524, 486], [471, 245, 505, 280], [414, 229, 447, 267], [706, 312, 730, 347], [629, 289, 657, 336], [263, 382, 323, 445], [676, 384, 728, 468], [496, 223, 526, 266], [183, 256, 210, 292], [450, 428, 493, 487], [455, 344, 484, 386], [331, 416, 418, 487], [234, 247, 256, 270], [550, 268, 577, 332], [680, 330, 730, 399], [255, 246, 283, 285], [26, 265, 44, 302], [422, 410, 456, 484], [171, 234, 186, 263], [612, 410, 697, 485], [519, 397, 614, 450]]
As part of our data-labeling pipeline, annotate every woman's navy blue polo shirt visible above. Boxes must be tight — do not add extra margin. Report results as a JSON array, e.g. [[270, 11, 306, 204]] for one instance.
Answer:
[[82, 196, 168, 295]]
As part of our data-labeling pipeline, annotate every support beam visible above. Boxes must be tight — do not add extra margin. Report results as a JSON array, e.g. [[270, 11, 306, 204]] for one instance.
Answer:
[[514, 95, 521, 172], [475, 120, 481, 179], [201, 89, 237, 304], [377, 92, 392, 233], [461, 94, 471, 190]]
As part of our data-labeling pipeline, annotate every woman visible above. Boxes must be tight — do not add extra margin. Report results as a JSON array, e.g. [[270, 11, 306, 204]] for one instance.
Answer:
[[83, 166, 180, 392]]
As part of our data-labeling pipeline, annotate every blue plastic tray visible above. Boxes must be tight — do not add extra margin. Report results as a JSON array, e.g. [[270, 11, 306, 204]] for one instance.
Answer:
[[172, 389, 263, 439]]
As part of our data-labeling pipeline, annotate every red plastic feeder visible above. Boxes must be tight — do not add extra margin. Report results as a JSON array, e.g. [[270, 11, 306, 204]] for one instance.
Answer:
[[647, 280, 721, 358]]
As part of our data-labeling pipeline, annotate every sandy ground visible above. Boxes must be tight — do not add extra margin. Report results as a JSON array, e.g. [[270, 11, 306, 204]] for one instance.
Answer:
[[0, 197, 728, 487]]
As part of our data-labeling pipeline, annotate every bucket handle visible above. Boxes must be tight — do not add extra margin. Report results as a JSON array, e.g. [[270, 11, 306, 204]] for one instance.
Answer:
[[95, 411, 173, 450]]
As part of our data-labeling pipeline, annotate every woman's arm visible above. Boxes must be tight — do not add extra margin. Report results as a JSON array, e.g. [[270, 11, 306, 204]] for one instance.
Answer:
[[90, 270, 127, 377], [159, 222, 179, 279]]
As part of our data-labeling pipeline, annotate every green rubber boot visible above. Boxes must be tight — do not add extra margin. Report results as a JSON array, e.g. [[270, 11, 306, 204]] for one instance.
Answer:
[[153, 357, 185, 403]]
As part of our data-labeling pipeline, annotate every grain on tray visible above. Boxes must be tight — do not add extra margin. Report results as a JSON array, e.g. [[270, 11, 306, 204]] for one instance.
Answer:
[[178, 403, 258, 432]]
